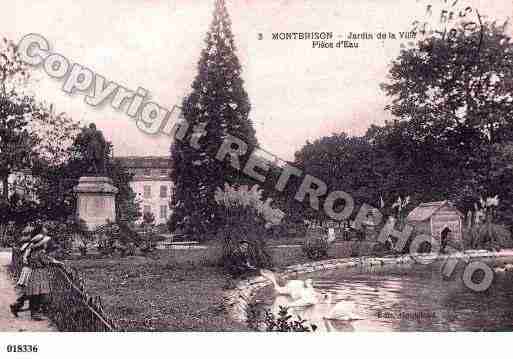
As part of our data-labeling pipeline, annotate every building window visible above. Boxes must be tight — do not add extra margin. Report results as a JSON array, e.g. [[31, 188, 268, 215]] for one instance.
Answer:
[[143, 168, 151, 176], [160, 169, 168, 176], [160, 205, 168, 219], [160, 185, 168, 198], [143, 185, 151, 198], [143, 205, 152, 214]]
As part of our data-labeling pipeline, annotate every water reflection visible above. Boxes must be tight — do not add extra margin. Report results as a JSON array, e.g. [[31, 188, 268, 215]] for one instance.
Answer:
[[265, 261, 513, 331], [269, 295, 356, 332]]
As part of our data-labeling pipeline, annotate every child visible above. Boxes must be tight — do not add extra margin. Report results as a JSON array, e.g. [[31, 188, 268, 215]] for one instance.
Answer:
[[10, 225, 46, 317]]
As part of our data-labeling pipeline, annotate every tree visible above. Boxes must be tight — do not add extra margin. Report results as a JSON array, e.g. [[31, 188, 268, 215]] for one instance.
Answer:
[[0, 38, 81, 234], [0, 37, 34, 202], [292, 132, 392, 223], [379, 20, 513, 217], [382, 20, 513, 142], [0, 93, 36, 201], [170, 0, 258, 237]]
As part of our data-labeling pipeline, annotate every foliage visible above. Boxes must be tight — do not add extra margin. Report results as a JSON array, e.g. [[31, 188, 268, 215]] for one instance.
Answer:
[[463, 196, 513, 250], [215, 183, 284, 272], [247, 305, 317, 332], [0, 37, 29, 92], [0, 92, 37, 202], [142, 211, 155, 226], [379, 20, 513, 216], [96, 220, 120, 256], [95, 220, 152, 257], [170, 0, 258, 237], [287, 20, 513, 228], [29, 103, 80, 166], [2, 103, 79, 224], [302, 231, 330, 260], [73, 219, 93, 256], [0, 37, 80, 228], [464, 224, 512, 251], [214, 183, 284, 226], [138, 214, 159, 254], [294, 133, 386, 222]]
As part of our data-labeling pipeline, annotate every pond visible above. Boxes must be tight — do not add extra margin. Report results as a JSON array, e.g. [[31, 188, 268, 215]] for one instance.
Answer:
[[259, 257, 513, 332]]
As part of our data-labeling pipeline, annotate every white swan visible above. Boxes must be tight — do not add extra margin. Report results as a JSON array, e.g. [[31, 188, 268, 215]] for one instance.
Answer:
[[260, 269, 310, 300], [261, 270, 322, 306], [321, 293, 364, 321], [287, 279, 322, 307]]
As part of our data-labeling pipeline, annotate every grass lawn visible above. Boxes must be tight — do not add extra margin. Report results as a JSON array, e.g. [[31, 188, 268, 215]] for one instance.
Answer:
[[67, 254, 248, 331]]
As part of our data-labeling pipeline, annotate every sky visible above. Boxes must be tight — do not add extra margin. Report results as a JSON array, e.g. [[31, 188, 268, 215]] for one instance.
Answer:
[[2, 0, 512, 160]]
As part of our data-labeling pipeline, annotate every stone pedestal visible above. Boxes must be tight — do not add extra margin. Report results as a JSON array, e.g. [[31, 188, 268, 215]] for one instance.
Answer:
[[74, 177, 118, 230]]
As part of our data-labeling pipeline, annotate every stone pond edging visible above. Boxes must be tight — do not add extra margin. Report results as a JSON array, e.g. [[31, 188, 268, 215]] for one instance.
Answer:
[[222, 250, 513, 323]]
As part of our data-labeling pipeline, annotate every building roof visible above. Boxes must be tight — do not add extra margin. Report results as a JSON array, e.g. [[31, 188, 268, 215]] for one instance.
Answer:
[[406, 201, 464, 222], [115, 156, 172, 169]]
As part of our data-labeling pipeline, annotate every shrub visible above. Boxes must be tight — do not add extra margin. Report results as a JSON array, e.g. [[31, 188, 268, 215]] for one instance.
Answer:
[[142, 211, 156, 227], [71, 218, 93, 256], [463, 196, 513, 251], [371, 242, 391, 256], [302, 234, 329, 260], [247, 305, 317, 332], [464, 224, 512, 251], [215, 184, 284, 274], [96, 220, 121, 255]]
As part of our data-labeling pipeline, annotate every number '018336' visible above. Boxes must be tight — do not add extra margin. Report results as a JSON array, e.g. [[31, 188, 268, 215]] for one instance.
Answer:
[[6, 344, 39, 353]]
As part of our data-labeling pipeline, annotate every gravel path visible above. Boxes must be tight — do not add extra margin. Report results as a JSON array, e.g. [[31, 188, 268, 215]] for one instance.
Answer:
[[0, 252, 55, 332]]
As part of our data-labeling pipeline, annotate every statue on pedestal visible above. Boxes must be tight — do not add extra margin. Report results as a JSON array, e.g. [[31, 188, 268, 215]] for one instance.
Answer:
[[74, 123, 118, 229], [83, 123, 107, 176]]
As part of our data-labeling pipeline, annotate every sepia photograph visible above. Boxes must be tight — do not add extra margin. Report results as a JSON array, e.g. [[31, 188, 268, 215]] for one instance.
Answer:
[[0, 0, 513, 357]]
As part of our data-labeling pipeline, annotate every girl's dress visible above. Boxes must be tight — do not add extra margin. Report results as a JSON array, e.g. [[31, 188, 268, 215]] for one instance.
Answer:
[[16, 240, 34, 287], [24, 246, 52, 297]]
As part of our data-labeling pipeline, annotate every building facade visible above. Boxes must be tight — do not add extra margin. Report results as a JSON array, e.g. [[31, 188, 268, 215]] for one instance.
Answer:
[[116, 156, 173, 225]]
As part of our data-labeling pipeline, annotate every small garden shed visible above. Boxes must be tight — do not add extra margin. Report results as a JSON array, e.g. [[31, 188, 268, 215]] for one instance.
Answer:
[[406, 201, 464, 242]]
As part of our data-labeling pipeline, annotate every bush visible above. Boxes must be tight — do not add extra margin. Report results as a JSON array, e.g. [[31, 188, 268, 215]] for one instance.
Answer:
[[247, 305, 317, 332], [463, 224, 512, 251], [268, 222, 308, 239], [0, 222, 17, 247], [69, 218, 93, 256], [96, 220, 154, 257], [370, 242, 391, 256], [142, 212, 156, 227], [96, 220, 121, 256], [215, 184, 284, 275], [302, 235, 329, 260], [155, 223, 169, 234]]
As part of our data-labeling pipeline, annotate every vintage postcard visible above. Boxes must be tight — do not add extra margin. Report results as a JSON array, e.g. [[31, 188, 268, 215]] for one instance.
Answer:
[[0, 0, 513, 357]]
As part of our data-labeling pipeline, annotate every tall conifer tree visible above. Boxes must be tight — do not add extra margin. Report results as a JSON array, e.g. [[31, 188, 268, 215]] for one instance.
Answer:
[[170, 0, 258, 237]]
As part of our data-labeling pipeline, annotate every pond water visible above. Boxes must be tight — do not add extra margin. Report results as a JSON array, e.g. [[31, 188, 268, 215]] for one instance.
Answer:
[[261, 259, 513, 332]]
